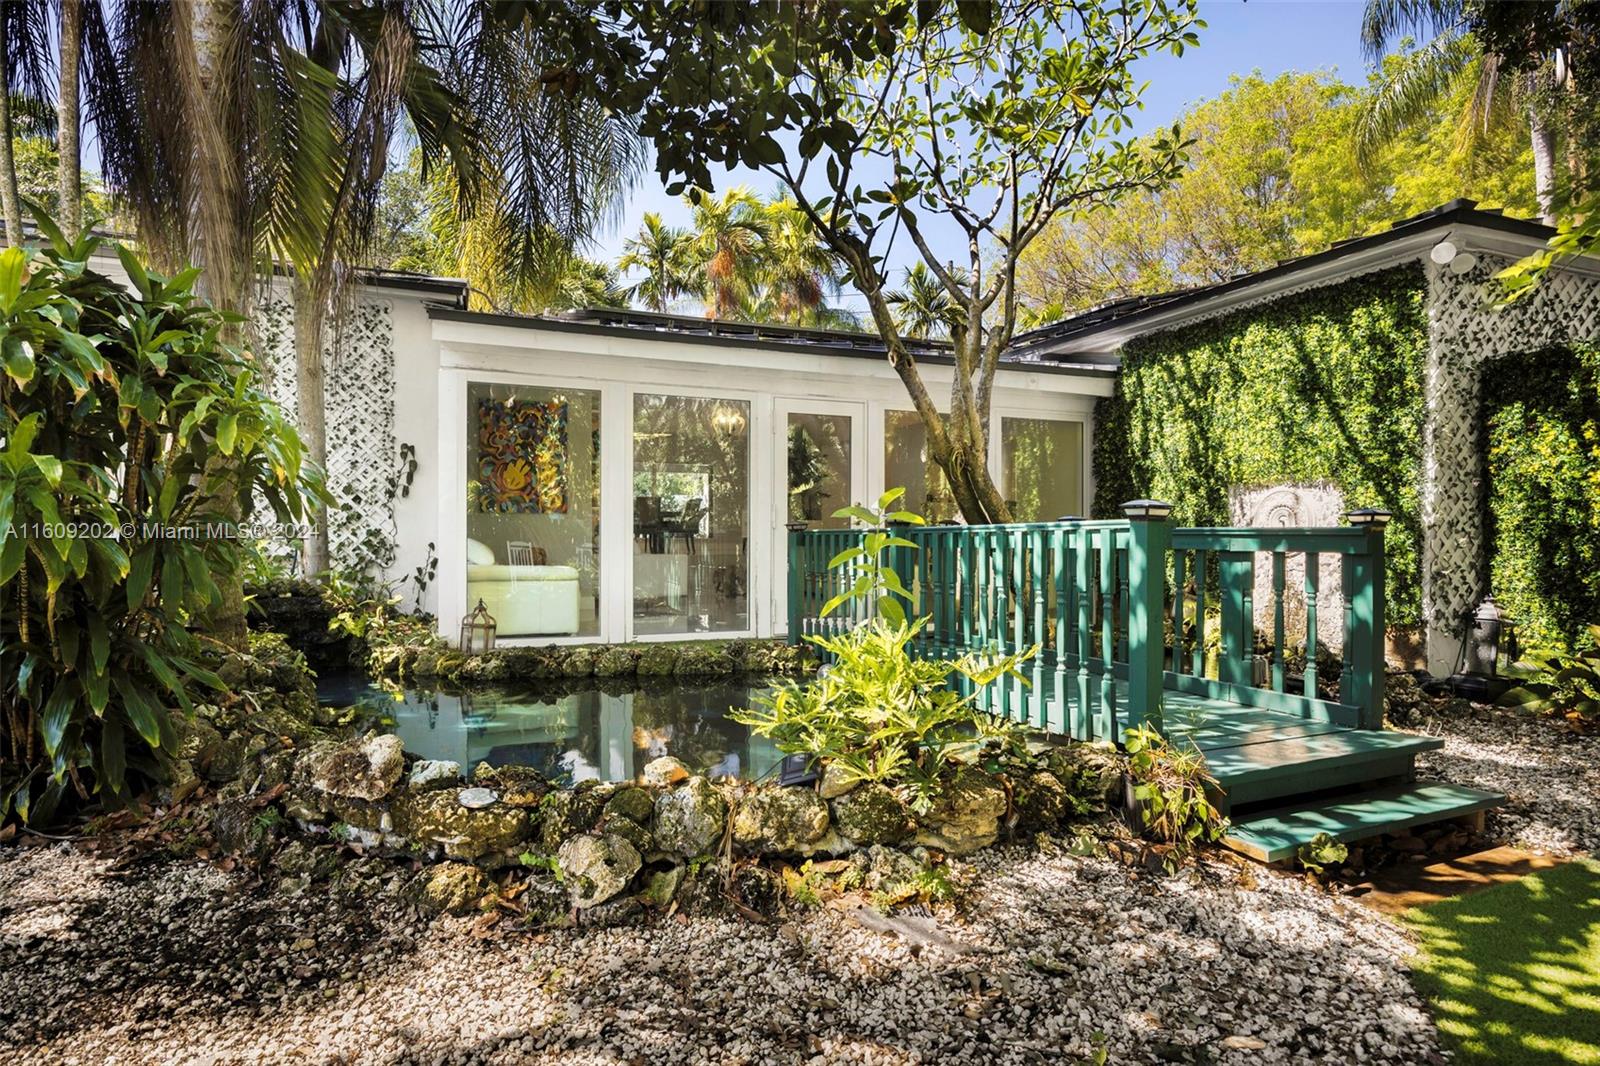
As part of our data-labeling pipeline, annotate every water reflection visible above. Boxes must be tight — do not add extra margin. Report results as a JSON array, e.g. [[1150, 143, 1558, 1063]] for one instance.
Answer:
[[325, 676, 786, 786]]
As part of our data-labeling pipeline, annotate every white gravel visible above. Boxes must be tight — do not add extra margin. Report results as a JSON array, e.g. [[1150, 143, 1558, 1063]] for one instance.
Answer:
[[1413, 704, 1600, 856], [0, 838, 1441, 1066]]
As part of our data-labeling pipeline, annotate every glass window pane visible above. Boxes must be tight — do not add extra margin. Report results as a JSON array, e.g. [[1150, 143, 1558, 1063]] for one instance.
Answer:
[[1002, 417, 1084, 521], [884, 409, 955, 522], [467, 382, 600, 638], [787, 411, 852, 527], [633, 394, 750, 634]]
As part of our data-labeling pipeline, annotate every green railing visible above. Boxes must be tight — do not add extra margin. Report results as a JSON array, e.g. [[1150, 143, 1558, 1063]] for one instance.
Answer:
[[786, 502, 1390, 744]]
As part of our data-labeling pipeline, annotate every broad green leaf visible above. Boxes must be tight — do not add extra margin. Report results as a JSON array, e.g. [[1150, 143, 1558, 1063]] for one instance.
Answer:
[[40, 679, 79, 757]]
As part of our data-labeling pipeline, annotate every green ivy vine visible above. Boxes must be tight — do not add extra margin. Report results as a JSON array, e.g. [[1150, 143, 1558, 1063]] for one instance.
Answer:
[[1092, 264, 1429, 625]]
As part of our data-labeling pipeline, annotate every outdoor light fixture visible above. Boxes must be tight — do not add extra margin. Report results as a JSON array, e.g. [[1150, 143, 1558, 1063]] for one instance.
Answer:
[[1120, 499, 1173, 519], [1055, 515, 1084, 522], [1430, 239, 1458, 265], [1346, 507, 1392, 529], [1447, 595, 1518, 700], [1448, 251, 1478, 275], [459, 598, 498, 655]]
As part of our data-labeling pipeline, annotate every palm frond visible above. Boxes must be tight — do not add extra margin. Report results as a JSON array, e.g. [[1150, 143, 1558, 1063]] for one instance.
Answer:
[[1360, 0, 1465, 63], [1355, 31, 1478, 169]]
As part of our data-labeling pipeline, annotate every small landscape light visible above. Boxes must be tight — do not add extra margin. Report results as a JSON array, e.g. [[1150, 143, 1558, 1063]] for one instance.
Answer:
[[1345, 507, 1392, 529], [1120, 499, 1173, 520]]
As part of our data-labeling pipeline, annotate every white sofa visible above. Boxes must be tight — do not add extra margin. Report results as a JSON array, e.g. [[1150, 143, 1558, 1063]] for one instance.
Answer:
[[466, 539, 581, 636]]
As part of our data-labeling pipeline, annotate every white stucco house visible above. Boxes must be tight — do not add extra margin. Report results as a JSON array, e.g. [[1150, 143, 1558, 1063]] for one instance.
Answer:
[[76, 199, 1600, 670]]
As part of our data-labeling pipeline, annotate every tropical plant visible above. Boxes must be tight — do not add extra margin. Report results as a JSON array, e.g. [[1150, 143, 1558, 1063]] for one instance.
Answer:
[[1296, 831, 1350, 874], [544, 256, 629, 311], [755, 196, 845, 326], [1499, 629, 1600, 729], [732, 621, 1033, 813], [818, 486, 925, 627], [1123, 724, 1227, 848], [685, 185, 769, 320], [0, 223, 318, 824], [618, 211, 695, 312], [886, 262, 963, 341]]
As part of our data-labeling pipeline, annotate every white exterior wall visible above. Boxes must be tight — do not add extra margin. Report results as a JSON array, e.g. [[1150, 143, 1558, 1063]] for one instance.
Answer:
[[422, 315, 1113, 644]]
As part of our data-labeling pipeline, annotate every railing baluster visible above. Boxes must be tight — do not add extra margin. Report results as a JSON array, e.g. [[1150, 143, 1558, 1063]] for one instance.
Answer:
[[1030, 529, 1045, 728], [1191, 549, 1208, 678], [1074, 529, 1093, 741], [1304, 551, 1320, 698], [1099, 526, 1117, 740], [1051, 527, 1067, 734], [1272, 551, 1286, 692], [1171, 548, 1187, 676], [1116, 535, 1130, 664]]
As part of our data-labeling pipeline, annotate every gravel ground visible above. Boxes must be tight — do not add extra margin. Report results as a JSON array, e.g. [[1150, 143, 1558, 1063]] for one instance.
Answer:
[[1414, 704, 1600, 856], [0, 836, 1439, 1066]]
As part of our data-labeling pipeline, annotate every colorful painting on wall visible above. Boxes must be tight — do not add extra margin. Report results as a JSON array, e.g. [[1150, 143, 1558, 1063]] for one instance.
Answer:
[[475, 397, 569, 513]]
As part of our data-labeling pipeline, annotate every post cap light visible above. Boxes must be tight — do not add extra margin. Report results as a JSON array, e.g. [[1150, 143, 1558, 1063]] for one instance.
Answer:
[[785, 521, 809, 532], [1055, 514, 1084, 523], [1346, 507, 1392, 529], [1121, 499, 1173, 520]]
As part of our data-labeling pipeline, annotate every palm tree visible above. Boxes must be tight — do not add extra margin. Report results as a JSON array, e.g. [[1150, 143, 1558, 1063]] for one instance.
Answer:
[[757, 196, 845, 326], [619, 212, 695, 312], [886, 262, 966, 340], [1358, 0, 1570, 223], [685, 185, 768, 319], [546, 255, 629, 311]]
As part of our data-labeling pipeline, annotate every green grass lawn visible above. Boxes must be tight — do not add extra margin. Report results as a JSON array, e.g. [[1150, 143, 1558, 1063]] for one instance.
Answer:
[[1403, 859, 1600, 1066]]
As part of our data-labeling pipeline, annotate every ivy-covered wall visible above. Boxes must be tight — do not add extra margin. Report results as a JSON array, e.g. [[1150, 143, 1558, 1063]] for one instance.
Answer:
[[1483, 343, 1600, 650], [1093, 264, 1429, 625]]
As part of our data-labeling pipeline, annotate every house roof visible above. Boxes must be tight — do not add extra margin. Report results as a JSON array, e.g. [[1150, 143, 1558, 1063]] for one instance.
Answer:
[[1009, 200, 1567, 360], [427, 303, 1122, 378]]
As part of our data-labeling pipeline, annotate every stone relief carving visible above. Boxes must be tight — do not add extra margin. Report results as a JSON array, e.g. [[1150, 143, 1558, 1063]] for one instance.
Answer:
[[1230, 483, 1347, 653]]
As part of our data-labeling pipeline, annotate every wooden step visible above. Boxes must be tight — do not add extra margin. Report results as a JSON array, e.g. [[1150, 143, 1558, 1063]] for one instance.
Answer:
[[1221, 780, 1506, 863], [1203, 729, 1443, 808]]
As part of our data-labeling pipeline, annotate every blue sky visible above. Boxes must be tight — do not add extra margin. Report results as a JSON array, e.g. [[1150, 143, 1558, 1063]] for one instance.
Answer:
[[591, 0, 1376, 311]]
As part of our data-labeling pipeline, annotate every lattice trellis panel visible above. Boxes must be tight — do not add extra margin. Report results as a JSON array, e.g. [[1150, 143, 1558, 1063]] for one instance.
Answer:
[[1423, 257, 1600, 663], [255, 298, 399, 574]]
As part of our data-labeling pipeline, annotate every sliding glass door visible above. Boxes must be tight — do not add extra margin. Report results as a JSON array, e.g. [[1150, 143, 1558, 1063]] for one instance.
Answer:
[[632, 392, 752, 635], [775, 399, 863, 633]]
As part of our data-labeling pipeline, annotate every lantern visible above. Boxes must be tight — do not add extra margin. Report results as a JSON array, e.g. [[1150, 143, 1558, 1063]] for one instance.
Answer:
[[460, 598, 497, 654], [1458, 596, 1516, 679], [1120, 499, 1174, 520]]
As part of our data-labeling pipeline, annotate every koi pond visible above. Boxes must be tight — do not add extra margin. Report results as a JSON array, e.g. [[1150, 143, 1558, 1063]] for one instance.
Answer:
[[318, 673, 788, 786]]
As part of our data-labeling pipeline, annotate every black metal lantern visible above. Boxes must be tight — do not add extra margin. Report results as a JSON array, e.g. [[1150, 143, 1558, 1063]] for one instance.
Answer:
[[1447, 595, 1517, 699], [460, 598, 497, 655]]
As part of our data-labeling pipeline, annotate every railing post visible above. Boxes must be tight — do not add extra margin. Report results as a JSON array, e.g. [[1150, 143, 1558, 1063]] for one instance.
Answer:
[[1345, 508, 1391, 730], [1122, 500, 1172, 734], [785, 521, 807, 646], [1219, 551, 1255, 689]]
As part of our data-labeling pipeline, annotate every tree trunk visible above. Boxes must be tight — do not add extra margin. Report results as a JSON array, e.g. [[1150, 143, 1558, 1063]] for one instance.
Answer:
[[179, 0, 251, 648], [1530, 106, 1558, 226], [57, 0, 82, 236], [293, 270, 331, 577], [0, 18, 23, 247]]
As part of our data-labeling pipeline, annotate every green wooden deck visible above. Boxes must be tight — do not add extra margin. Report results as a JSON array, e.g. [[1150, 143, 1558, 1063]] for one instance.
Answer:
[[787, 510, 1506, 862]]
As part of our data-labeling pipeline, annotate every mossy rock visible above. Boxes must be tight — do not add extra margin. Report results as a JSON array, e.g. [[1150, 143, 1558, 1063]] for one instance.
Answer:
[[653, 777, 728, 859], [600, 813, 653, 854], [594, 645, 639, 677], [831, 783, 914, 845], [915, 766, 1008, 855], [562, 645, 598, 677], [674, 642, 734, 676], [538, 786, 608, 852], [603, 786, 655, 823], [390, 789, 533, 860], [733, 787, 830, 853], [1013, 769, 1073, 830], [636, 644, 680, 676], [405, 862, 491, 916]]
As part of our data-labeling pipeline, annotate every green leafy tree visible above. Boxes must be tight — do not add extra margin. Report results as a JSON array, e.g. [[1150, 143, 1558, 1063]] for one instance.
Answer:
[[1017, 69, 1535, 316], [547, 0, 1199, 524], [0, 224, 318, 824], [755, 194, 846, 326]]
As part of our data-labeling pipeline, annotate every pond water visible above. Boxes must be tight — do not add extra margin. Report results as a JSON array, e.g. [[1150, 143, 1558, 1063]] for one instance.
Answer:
[[317, 672, 788, 786]]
